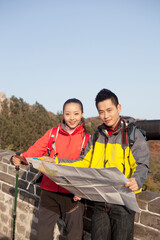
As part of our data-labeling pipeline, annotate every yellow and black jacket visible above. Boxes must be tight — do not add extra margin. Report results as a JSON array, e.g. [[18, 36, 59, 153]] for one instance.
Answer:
[[55, 117, 150, 191]]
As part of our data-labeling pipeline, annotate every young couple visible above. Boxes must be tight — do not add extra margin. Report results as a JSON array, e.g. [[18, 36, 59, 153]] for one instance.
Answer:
[[13, 88, 150, 240]]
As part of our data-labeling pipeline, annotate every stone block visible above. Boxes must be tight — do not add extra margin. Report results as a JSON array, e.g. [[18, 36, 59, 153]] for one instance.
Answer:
[[36, 185, 41, 197], [1, 213, 8, 223], [148, 197, 160, 214], [18, 179, 28, 190], [30, 220, 38, 231], [8, 165, 27, 180], [29, 165, 39, 174], [135, 212, 140, 223], [134, 223, 160, 240], [140, 211, 160, 230], [16, 222, 26, 235], [2, 154, 13, 164], [2, 183, 15, 196], [19, 190, 39, 208], [137, 199, 148, 210], [0, 202, 7, 212], [32, 207, 39, 218], [17, 200, 32, 213], [27, 171, 36, 182], [136, 190, 160, 202], [2, 225, 9, 236], [19, 213, 27, 224], [0, 151, 12, 161], [0, 162, 8, 172], [0, 192, 4, 201], [0, 172, 14, 185]]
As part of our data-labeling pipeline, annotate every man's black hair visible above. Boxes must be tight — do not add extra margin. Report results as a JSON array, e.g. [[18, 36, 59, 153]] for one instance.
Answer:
[[95, 89, 119, 108], [63, 98, 84, 113]]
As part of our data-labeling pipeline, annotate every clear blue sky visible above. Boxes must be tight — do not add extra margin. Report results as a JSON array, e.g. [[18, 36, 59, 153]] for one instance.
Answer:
[[0, 0, 160, 119]]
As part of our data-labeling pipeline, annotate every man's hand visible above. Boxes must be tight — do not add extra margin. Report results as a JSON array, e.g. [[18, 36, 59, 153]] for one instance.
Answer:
[[124, 178, 139, 191], [73, 195, 81, 201]]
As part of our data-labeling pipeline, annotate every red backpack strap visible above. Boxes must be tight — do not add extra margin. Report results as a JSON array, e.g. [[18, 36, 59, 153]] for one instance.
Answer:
[[80, 133, 90, 155], [47, 126, 60, 156], [84, 133, 90, 148]]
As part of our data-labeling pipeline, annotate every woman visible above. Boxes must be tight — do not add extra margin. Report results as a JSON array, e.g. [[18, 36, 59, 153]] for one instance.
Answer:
[[12, 98, 90, 240]]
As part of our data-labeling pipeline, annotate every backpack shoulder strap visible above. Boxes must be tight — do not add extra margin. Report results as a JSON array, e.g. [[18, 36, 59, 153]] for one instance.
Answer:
[[127, 123, 146, 148], [128, 124, 137, 147], [93, 129, 99, 150], [84, 133, 90, 147], [80, 133, 90, 155], [47, 126, 60, 155]]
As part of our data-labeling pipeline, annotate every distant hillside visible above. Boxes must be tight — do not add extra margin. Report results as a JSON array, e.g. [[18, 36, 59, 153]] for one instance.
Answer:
[[145, 140, 160, 193]]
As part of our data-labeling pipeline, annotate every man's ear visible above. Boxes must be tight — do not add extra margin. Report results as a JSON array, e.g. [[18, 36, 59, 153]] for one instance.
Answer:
[[117, 104, 121, 113]]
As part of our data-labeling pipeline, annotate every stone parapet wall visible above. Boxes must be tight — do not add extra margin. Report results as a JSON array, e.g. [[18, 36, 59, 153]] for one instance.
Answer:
[[0, 150, 160, 240]]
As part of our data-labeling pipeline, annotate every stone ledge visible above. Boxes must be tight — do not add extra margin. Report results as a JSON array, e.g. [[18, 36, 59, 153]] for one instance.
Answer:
[[134, 223, 160, 240]]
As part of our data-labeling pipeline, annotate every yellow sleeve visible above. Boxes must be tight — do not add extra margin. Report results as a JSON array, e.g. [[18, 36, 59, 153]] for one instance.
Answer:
[[55, 145, 94, 168]]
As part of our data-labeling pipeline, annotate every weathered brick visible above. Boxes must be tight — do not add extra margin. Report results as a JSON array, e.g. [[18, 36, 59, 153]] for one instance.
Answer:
[[0, 172, 15, 185], [32, 214, 38, 224], [134, 223, 160, 240], [2, 183, 16, 197], [2, 225, 9, 235], [148, 197, 160, 214], [29, 166, 39, 174], [0, 162, 8, 172], [140, 211, 160, 230], [18, 164, 29, 171], [0, 192, 4, 201], [29, 232, 38, 240], [19, 190, 39, 208], [1, 213, 8, 223], [19, 213, 27, 224], [136, 191, 160, 210], [2, 154, 13, 164], [8, 165, 27, 180], [18, 169, 27, 180], [27, 171, 36, 182], [16, 222, 26, 235], [0, 151, 12, 161], [32, 207, 39, 218], [17, 201, 30, 212], [30, 220, 38, 231], [36, 185, 41, 197], [136, 190, 160, 202], [134, 212, 140, 223], [0, 202, 7, 212], [0, 149, 6, 153], [18, 179, 28, 190]]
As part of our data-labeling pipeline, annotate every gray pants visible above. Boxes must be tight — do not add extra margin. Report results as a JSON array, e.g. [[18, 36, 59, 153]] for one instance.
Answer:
[[37, 190, 84, 240]]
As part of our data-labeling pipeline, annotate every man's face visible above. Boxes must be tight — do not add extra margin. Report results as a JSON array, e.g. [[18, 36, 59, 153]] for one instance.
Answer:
[[97, 99, 121, 129]]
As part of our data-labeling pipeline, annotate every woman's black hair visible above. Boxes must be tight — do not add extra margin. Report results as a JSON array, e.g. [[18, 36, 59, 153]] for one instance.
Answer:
[[63, 98, 83, 113]]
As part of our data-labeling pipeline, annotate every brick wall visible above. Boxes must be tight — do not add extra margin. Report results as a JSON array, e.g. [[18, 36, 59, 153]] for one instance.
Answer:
[[0, 149, 160, 240]]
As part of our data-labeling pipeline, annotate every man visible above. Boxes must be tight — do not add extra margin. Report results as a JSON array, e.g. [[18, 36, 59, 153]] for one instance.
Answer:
[[54, 89, 150, 240]]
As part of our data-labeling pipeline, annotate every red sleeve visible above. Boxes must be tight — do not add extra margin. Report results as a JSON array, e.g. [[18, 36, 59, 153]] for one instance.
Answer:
[[22, 129, 52, 158]]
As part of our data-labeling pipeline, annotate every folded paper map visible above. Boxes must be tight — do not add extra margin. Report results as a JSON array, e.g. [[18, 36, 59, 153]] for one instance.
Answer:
[[26, 157, 140, 212]]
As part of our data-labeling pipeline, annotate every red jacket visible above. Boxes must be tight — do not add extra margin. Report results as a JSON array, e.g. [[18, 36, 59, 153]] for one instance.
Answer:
[[23, 123, 90, 193]]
